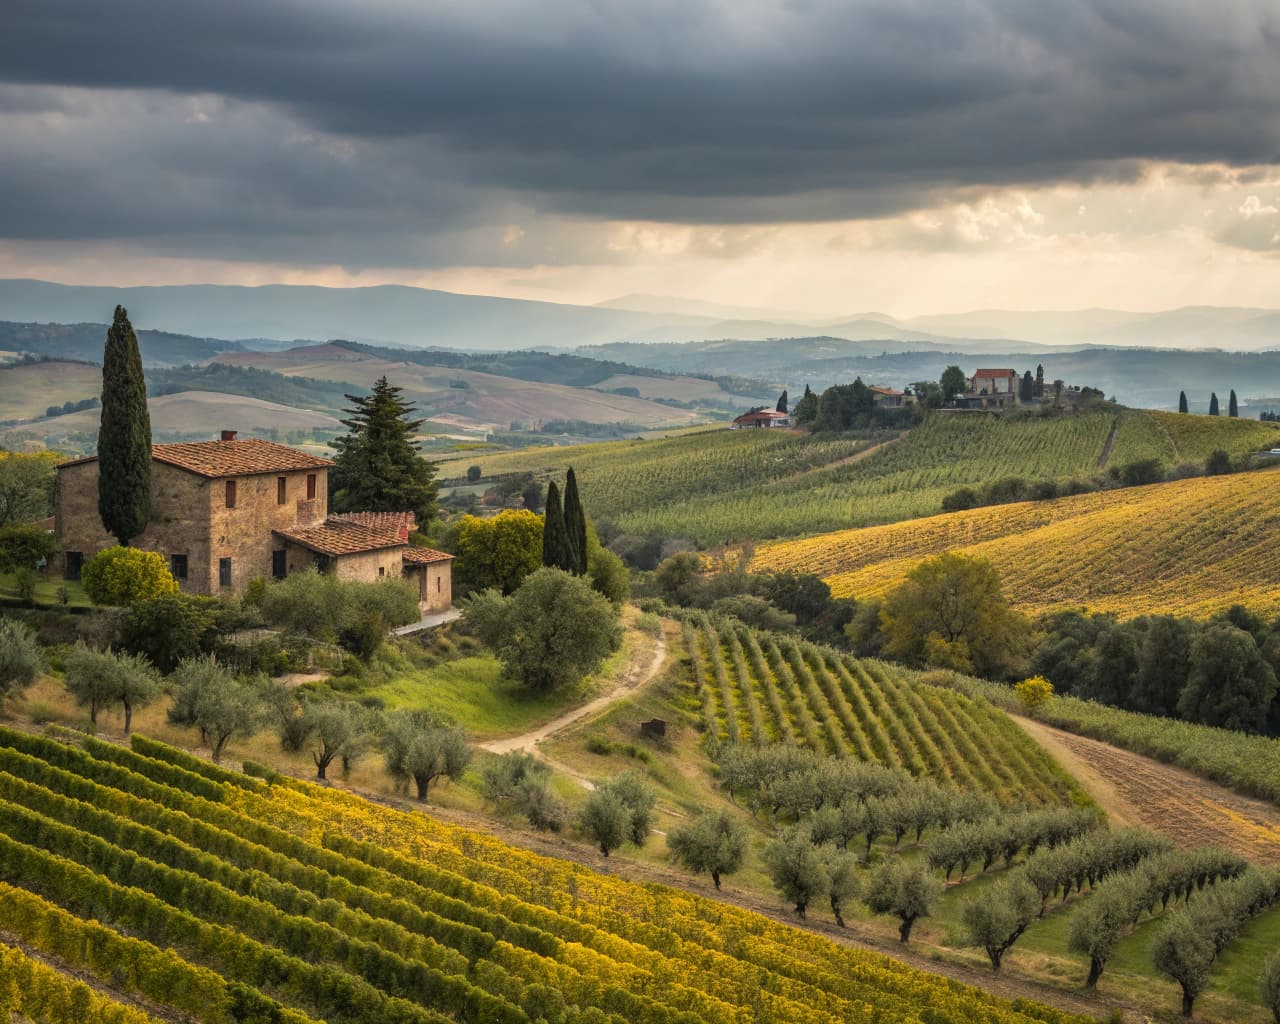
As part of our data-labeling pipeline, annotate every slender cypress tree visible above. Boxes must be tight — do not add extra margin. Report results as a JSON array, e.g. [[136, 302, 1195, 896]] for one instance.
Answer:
[[562, 468, 588, 575], [1178, 391, 1188, 414], [1209, 393, 1220, 416], [542, 480, 571, 570], [776, 390, 789, 414], [1229, 390, 1239, 418], [98, 305, 152, 545]]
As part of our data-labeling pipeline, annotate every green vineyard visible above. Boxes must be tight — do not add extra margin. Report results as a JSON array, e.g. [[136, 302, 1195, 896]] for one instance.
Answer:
[[0, 725, 1092, 1024], [442, 409, 1280, 546], [678, 613, 1081, 808]]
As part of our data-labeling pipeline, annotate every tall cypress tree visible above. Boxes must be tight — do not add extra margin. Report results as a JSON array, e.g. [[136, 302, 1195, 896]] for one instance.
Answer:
[[1209, 393, 1220, 416], [330, 376, 437, 524], [542, 480, 571, 570], [776, 390, 789, 414], [1229, 390, 1239, 418], [98, 305, 152, 545], [562, 468, 588, 575], [1178, 391, 1188, 413]]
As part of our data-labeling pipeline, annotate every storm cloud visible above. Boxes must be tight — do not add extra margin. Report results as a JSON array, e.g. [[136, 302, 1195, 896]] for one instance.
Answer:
[[1, 0, 1279, 269]]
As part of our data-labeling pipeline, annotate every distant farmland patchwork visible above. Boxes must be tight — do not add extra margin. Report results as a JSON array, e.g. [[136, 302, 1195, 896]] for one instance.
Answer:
[[448, 409, 1280, 546]]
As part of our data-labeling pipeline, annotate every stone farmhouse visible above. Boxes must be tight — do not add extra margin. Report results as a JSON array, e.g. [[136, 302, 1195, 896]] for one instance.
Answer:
[[55, 431, 453, 613], [955, 368, 1021, 410], [731, 408, 790, 428]]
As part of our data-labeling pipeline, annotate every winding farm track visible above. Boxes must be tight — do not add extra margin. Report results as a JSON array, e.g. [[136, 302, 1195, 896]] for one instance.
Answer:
[[480, 631, 668, 757], [1014, 716, 1280, 865]]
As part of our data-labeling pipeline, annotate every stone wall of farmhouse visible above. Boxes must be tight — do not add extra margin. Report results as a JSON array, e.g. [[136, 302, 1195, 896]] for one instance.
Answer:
[[417, 562, 453, 612], [330, 547, 405, 583], [55, 460, 215, 593], [56, 461, 327, 596], [209, 469, 327, 593]]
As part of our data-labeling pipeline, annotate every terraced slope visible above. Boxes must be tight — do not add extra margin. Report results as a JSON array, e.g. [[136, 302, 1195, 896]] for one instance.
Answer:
[[443, 409, 1279, 546], [0, 726, 1089, 1024], [755, 467, 1280, 619], [678, 613, 1081, 808]]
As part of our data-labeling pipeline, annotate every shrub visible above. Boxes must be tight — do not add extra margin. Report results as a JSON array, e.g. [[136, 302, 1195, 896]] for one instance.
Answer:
[[117, 593, 219, 673], [0, 525, 56, 574], [1014, 675, 1054, 710], [81, 547, 177, 607], [382, 710, 472, 801], [0, 618, 42, 698], [578, 789, 630, 857]]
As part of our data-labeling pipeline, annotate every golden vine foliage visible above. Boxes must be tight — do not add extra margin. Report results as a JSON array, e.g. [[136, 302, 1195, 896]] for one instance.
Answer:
[[756, 466, 1280, 618]]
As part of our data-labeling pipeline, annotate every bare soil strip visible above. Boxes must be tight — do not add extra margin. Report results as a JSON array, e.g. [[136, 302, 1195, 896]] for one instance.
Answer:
[[1014, 715, 1280, 865]]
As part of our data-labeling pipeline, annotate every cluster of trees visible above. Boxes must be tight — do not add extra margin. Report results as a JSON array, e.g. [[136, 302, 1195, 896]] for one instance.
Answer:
[[482, 751, 568, 832], [578, 772, 656, 857], [42, 396, 99, 419], [939, 446, 1244, 514], [847, 552, 1280, 735], [1030, 605, 1280, 734], [791, 379, 914, 431], [649, 555, 853, 646], [1178, 389, 1240, 417]]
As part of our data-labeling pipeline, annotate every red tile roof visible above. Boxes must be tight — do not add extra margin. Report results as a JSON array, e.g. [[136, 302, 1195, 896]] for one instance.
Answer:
[[59, 439, 333, 478], [972, 369, 1017, 379], [402, 546, 454, 565], [733, 409, 789, 424], [868, 386, 905, 396], [274, 515, 408, 557], [330, 511, 416, 533]]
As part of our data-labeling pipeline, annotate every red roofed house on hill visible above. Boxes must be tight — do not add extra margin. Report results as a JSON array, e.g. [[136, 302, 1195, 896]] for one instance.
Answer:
[[957, 369, 1021, 410], [731, 408, 790, 429], [54, 431, 452, 613]]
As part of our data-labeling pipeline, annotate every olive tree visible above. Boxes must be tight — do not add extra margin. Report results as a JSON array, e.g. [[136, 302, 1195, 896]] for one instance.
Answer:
[[579, 789, 630, 857], [168, 654, 265, 761], [763, 830, 829, 919], [864, 859, 944, 942], [961, 875, 1040, 971], [465, 568, 621, 692], [383, 710, 472, 801], [65, 645, 161, 734], [667, 810, 748, 890], [0, 619, 42, 699], [303, 700, 379, 780], [1261, 951, 1280, 1024], [1154, 913, 1216, 1018]]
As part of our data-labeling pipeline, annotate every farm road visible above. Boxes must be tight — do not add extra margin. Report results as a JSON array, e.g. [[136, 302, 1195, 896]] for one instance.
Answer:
[[1015, 716, 1280, 865]]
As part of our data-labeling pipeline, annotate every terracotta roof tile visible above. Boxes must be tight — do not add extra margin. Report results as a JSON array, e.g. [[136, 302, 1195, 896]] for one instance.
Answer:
[[59, 439, 333, 478], [972, 369, 1017, 378], [402, 546, 454, 565], [330, 511, 417, 532], [274, 515, 407, 557]]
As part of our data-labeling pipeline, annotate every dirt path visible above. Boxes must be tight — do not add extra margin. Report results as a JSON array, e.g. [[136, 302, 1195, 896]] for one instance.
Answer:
[[1095, 414, 1120, 468], [480, 631, 668, 757], [1014, 715, 1280, 865], [779, 429, 909, 485]]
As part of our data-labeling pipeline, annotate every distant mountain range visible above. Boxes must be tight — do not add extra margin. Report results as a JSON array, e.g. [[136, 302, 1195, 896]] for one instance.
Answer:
[[3, 278, 1280, 352]]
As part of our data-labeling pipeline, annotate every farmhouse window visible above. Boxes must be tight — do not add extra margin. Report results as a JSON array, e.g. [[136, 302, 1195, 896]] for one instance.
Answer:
[[219, 557, 232, 587], [378, 566, 385, 577], [170, 554, 188, 580], [225, 480, 237, 508], [277, 477, 287, 504], [306, 473, 317, 500], [272, 549, 287, 580]]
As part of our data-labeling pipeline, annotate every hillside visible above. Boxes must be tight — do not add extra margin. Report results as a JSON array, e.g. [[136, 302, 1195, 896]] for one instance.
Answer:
[[447, 408, 1280, 547], [46, 390, 341, 438], [0, 726, 1090, 1024], [0, 359, 101, 421], [754, 466, 1280, 619], [0, 319, 247, 366], [212, 344, 708, 434]]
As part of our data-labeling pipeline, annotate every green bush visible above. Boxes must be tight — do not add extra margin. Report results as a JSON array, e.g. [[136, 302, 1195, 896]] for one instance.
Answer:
[[81, 547, 177, 607]]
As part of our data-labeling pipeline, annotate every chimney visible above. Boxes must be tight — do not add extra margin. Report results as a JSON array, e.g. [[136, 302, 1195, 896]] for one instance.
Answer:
[[220, 430, 238, 442]]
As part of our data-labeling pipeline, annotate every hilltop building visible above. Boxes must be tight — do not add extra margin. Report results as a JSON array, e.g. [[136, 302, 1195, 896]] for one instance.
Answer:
[[955, 369, 1021, 410], [731, 408, 790, 428], [868, 386, 909, 408], [54, 431, 452, 612]]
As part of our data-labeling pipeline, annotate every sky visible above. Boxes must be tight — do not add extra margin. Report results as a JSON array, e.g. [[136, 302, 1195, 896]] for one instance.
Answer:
[[2, 0, 1280, 318]]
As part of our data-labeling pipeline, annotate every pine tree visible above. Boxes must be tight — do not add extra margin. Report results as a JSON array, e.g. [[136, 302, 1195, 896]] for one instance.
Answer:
[[776, 390, 789, 414], [1229, 390, 1239, 417], [98, 305, 152, 545], [562, 468, 588, 575], [330, 376, 437, 524], [1209, 392, 1220, 416], [1178, 391, 1188, 414], [1035, 364, 1045, 397], [542, 480, 571, 571], [793, 385, 818, 425]]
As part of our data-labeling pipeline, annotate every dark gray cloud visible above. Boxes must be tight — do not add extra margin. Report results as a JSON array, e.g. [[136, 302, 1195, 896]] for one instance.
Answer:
[[0, 0, 1278, 265]]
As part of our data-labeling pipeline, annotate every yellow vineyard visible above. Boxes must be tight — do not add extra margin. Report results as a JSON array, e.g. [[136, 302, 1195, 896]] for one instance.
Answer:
[[755, 466, 1280, 619]]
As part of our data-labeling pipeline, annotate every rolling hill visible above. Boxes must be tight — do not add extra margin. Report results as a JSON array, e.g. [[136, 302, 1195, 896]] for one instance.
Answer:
[[0, 359, 101, 421], [213, 343, 705, 433], [46, 390, 340, 438], [754, 465, 1280, 619], [0, 726, 1089, 1024], [446, 408, 1280, 547]]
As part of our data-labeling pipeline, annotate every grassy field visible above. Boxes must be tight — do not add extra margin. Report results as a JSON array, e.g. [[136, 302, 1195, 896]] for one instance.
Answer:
[[0, 725, 1100, 1024], [755, 465, 1280, 619], [0, 573, 92, 609], [0, 359, 100, 421], [438, 407, 1280, 547]]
